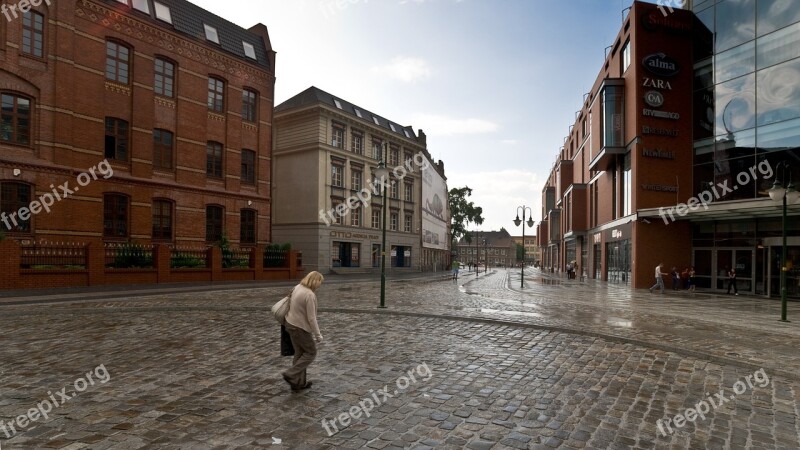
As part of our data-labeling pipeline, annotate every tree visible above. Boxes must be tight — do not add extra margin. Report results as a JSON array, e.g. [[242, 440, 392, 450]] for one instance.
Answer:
[[515, 243, 525, 262], [449, 186, 484, 244]]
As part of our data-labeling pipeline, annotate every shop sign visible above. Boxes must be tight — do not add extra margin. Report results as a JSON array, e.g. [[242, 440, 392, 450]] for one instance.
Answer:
[[643, 77, 673, 90], [330, 231, 379, 240], [643, 108, 680, 119], [643, 53, 680, 77], [644, 90, 664, 108]]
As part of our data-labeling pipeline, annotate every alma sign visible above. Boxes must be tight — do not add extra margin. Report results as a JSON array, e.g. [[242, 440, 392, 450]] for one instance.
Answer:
[[642, 53, 680, 77]]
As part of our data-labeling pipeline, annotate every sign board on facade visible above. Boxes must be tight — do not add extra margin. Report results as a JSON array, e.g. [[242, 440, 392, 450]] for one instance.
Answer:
[[642, 53, 680, 77]]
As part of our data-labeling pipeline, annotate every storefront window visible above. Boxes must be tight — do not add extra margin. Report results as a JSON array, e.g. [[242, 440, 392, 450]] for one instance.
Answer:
[[601, 85, 624, 148]]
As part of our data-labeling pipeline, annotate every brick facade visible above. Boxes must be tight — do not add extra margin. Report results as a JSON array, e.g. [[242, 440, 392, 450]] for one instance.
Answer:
[[0, 0, 276, 252]]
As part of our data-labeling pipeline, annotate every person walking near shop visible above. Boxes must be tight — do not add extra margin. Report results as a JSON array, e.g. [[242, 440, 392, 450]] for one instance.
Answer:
[[649, 262, 668, 294], [282, 271, 324, 391], [671, 266, 681, 290], [451, 260, 460, 280], [688, 266, 696, 292], [726, 267, 739, 295]]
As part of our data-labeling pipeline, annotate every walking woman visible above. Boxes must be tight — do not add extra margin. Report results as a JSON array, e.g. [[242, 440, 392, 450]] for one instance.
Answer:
[[282, 271, 324, 391]]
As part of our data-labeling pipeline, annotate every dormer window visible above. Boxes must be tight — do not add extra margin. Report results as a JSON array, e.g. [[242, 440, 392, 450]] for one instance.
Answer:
[[354, 108, 362, 118], [333, 98, 343, 109], [154, 2, 172, 23], [373, 116, 380, 125], [404, 130, 411, 138], [389, 123, 397, 132], [243, 42, 256, 59], [132, 0, 149, 13], [204, 24, 219, 44]]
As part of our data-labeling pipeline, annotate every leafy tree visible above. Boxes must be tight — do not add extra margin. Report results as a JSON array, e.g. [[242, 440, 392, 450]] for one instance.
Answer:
[[516, 243, 525, 262], [449, 186, 484, 244]]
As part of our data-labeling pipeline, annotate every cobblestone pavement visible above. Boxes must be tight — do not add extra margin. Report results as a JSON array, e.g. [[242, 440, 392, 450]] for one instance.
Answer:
[[1, 270, 799, 449]]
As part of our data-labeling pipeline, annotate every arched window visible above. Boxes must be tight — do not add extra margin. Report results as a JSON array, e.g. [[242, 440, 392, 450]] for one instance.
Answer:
[[22, 10, 45, 57], [105, 40, 131, 84], [0, 182, 32, 233], [1, 93, 32, 145], [152, 199, 173, 241], [206, 205, 224, 242], [103, 193, 130, 238]]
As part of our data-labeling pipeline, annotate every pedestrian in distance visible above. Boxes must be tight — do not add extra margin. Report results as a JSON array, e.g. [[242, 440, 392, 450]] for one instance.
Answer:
[[451, 260, 460, 281], [281, 271, 324, 392], [688, 266, 696, 292], [649, 262, 668, 294], [727, 267, 738, 295], [671, 267, 680, 290]]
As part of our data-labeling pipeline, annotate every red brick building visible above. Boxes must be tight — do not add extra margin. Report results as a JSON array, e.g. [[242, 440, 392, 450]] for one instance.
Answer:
[[537, 1, 696, 288], [1, 0, 275, 247]]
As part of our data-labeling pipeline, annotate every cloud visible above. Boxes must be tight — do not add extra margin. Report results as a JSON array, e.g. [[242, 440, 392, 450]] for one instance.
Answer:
[[501, 139, 518, 145], [370, 57, 432, 83], [411, 114, 499, 136]]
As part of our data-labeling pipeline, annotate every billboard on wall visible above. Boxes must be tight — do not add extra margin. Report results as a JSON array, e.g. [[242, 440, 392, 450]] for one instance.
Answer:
[[421, 163, 448, 250]]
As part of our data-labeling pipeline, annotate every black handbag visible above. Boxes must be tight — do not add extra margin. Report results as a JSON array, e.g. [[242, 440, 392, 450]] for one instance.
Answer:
[[280, 325, 295, 356]]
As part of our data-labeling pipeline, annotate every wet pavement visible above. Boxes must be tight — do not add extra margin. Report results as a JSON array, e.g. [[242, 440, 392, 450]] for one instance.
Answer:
[[0, 269, 799, 449]]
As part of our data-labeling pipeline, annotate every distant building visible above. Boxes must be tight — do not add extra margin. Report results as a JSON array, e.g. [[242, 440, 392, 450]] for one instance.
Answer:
[[512, 235, 538, 264], [0, 0, 276, 246], [456, 229, 516, 268], [272, 87, 450, 274]]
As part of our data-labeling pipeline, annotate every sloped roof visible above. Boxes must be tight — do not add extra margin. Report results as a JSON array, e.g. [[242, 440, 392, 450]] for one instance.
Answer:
[[275, 86, 419, 142], [457, 229, 515, 246], [101, 0, 270, 69]]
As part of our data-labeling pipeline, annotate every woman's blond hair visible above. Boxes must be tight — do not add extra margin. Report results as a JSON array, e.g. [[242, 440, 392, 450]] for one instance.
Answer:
[[300, 271, 324, 291]]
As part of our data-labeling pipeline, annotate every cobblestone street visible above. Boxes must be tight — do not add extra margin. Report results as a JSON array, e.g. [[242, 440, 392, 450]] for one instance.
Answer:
[[1, 270, 799, 449]]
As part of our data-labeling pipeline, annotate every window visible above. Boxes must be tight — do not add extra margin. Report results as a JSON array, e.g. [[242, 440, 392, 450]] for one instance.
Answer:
[[372, 139, 382, 160], [242, 89, 258, 122], [351, 206, 361, 227], [372, 116, 380, 125], [601, 85, 624, 148], [203, 24, 219, 43], [404, 130, 411, 138], [333, 98, 343, 109], [331, 164, 343, 187], [105, 41, 130, 84], [389, 123, 397, 132], [389, 147, 399, 166], [22, 11, 44, 57], [623, 152, 632, 216], [153, 1, 172, 23], [1, 94, 31, 145], [103, 194, 129, 238], [332, 123, 344, 148], [240, 209, 256, 244], [105, 118, 129, 161], [151, 199, 172, 241], [206, 205, 223, 242], [351, 169, 362, 191], [390, 212, 398, 231], [404, 183, 413, 202], [206, 142, 223, 178], [132, 0, 149, 13], [154, 58, 175, 97], [352, 132, 363, 155], [243, 42, 256, 59], [208, 77, 225, 112], [404, 214, 412, 233], [153, 129, 173, 170], [241, 149, 256, 185], [372, 209, 381, 229], [1, 182, 32, 233], [390, 181, 398, 199], [354, 108, 363, 118], [621, 40, 631, 73]]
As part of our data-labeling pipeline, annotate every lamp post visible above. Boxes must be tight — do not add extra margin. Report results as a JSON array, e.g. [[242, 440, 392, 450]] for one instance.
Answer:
[[514, 206, 535, 288], [375, 143, 391, 309], [474, 231, 480, 277], [768, 161, 799, 322]]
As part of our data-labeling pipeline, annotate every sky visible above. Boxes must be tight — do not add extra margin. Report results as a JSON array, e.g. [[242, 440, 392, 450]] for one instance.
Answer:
[[192, 0, 669, 235]]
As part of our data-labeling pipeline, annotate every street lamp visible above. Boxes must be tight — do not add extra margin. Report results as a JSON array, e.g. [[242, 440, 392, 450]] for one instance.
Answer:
[[375, 143, 391, 309], [514, 206, 535, 288], [768, 161, 799, 322]]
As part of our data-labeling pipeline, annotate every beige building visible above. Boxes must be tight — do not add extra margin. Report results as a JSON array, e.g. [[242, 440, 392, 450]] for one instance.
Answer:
[[272, 87, 449, 274], [456, 229, 517, 268], [512, 236, 538, 265]]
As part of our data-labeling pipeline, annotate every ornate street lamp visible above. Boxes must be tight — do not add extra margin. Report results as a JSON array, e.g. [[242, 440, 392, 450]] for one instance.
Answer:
[[375, 143, 391, 308], [768, 161, 799, 322], [514, 206, 535, 288]]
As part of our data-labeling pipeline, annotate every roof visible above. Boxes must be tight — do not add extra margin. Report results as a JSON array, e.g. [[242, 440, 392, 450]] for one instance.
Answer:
[[457, 229, 514, 246], [102, 0, 271, 69], [275, 86, 419, 141]]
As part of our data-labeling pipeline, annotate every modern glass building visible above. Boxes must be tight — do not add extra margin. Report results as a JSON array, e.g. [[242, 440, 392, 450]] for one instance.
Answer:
[[685, 0, 800, 295]]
